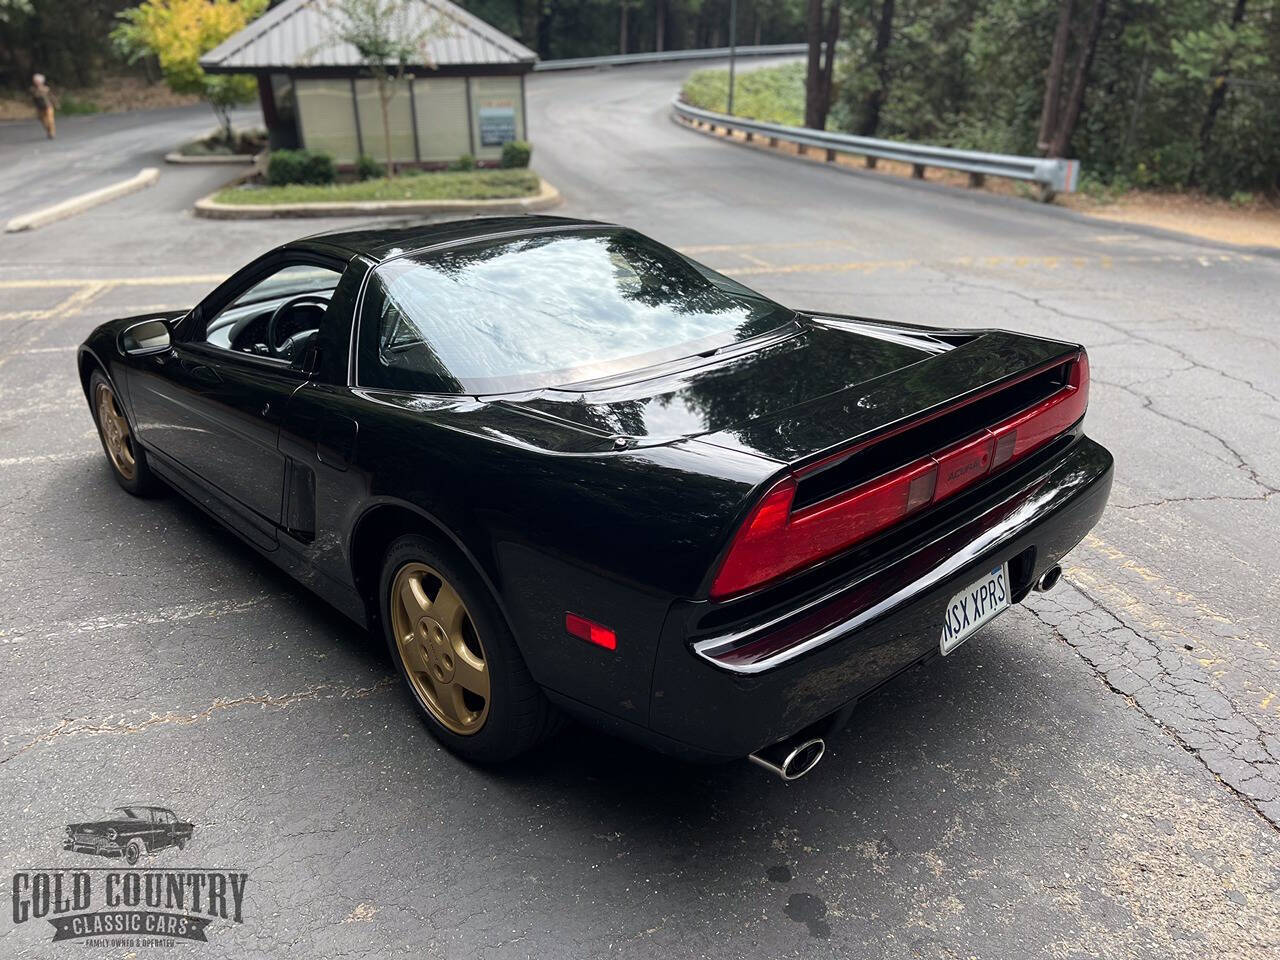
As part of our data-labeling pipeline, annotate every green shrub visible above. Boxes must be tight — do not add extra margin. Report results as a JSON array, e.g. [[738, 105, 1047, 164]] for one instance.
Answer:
[[214, 169, 541, 206], [680, 63, 807, 126], [500, 140, 532, 168], [450, 154, 476, 172], [60, 97, 99, 115], [266, 149, 335, 186], [355, 154, 384, 181]]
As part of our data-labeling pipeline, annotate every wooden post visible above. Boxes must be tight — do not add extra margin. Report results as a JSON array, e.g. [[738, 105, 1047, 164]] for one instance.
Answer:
[[797, 143, 808, 155], [968, 172, 986, 188], [768, 136, 778, 147], [866, 156, 877, 169], [825, 148, 836, 162], [912, 164, 926, 179], [745, 131, 753, 142]]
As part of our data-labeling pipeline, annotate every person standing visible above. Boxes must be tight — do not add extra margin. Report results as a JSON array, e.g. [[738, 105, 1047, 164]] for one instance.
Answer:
[[30, 74, 57, 139]]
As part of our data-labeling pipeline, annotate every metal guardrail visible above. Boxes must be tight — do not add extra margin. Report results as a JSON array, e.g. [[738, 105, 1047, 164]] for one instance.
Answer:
[[672, 98, 1080, 198], [535, 44, 806, 72]]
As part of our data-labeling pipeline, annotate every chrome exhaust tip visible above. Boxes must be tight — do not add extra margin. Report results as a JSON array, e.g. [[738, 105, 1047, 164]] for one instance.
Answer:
[[748, 737, 826, 781], [1034, 564, 1063, 593]]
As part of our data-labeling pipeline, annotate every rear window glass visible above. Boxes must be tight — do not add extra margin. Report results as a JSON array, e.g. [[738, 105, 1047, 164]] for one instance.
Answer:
[[356, 228, 794, 393]]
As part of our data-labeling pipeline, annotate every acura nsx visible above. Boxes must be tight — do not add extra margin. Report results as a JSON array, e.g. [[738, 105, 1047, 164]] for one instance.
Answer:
[[78, 217, 1112, 776]]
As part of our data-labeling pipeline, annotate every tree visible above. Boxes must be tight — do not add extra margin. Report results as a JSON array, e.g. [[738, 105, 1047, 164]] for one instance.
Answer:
[[1036, 0, 1073, 151], [0, 0, 33, 24], [1187, 0, 1260, 184], [315, 0, 448, 177], [112, 0, 268, 142], [857, 0, 892, 137], [803, 0, 839, 129], [1046, 0, 1108, 157]]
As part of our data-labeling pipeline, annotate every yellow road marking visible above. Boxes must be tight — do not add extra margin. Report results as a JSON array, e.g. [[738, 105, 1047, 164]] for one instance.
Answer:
[[0, 274, 225, 291], [0, 283, 109, 370], [0, 251, 1258, 294], [1065, 532, 1277, 714], [0, 301, 184, 322], [678, 241, 836, 255], [724, 252, 1256, 278]]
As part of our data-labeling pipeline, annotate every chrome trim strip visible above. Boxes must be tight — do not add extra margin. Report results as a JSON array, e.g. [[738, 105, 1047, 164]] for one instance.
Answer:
[[692, 487, 1053, 675]]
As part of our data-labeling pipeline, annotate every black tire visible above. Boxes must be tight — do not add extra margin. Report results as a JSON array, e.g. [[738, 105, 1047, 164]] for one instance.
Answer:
[[124, 838, 145, 865], [88, 369, 159, 496], [379, 534, 560, 763]]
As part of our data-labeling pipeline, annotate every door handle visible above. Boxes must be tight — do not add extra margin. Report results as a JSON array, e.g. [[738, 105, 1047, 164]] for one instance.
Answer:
[[179, 358, 220, 384], [261, 402, 271, 417]]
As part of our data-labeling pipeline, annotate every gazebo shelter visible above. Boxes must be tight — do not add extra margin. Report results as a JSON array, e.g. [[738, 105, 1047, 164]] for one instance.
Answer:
[[200, 0, 536, 167]]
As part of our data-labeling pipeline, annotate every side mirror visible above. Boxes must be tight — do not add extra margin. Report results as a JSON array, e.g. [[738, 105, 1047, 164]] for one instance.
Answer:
[[120, 319, 171, 356]]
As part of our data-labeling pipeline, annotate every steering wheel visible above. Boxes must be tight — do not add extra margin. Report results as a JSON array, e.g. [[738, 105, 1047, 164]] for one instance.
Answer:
[[265, 294, 329, 358]]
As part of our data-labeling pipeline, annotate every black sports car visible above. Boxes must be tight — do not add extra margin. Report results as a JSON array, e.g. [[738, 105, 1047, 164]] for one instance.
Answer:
[[78, 216, 1112, 778], [64, 806, 194, 864]]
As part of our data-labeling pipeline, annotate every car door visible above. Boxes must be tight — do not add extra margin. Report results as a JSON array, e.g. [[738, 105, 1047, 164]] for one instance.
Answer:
[[128, 255, 346, 549], [274, 259, 371, 621], [157, 810, 177, 849]]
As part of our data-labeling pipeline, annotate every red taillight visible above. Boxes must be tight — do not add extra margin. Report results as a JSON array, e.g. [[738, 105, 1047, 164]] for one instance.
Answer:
[[991, 352, 1089, 462], [565, 612, 616, 650], [709, 354, 1090, 600]]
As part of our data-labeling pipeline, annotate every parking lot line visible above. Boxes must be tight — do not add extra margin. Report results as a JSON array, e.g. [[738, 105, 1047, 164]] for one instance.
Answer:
[[0, 274, 227, 290], [0, 283, 108, 370]]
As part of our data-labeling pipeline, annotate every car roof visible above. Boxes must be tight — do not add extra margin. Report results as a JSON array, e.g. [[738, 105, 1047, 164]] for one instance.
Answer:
[[299, 215, 614, 262]]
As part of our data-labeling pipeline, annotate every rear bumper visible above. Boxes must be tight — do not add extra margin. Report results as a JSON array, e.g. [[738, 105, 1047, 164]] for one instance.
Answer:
[[648, 434, 1113, 759]]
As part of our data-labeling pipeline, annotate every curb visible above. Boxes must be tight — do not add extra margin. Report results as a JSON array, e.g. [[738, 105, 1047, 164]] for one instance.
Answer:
[[5, 168, 160, 233], [193, 177, 562, 220], [164, 151, 256, 165]]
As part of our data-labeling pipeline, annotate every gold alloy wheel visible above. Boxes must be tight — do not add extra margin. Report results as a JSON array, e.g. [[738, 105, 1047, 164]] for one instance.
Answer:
[[390, 562, 490, 735], [95, 381, 136, 481]]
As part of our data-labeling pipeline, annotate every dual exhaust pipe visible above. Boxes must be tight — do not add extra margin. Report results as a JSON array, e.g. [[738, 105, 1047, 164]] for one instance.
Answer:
[[748, 564, 1064, 781]]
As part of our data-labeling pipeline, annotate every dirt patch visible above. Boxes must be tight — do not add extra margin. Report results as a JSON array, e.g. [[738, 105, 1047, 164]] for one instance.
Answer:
[[0, 75, 200, 121], [1062, 191, 1280, 250]]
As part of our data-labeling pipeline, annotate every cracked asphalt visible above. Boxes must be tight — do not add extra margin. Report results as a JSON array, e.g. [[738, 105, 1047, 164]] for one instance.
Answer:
[[1, 60, 1278, 958]]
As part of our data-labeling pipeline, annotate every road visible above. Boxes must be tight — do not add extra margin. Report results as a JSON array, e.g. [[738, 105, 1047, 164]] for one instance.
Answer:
[[0, 105, 258, 222], [1, 61, 1277, 959]]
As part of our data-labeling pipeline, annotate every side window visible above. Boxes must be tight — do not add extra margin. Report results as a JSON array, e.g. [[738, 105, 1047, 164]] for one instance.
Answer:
[[357, 268, 461, 393], [203, 263, 341, 363]]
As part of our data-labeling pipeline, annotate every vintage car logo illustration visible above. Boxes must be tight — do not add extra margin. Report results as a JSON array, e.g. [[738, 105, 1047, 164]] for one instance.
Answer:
[[10, 804, 245, 947], [63, 804, 194, 865]]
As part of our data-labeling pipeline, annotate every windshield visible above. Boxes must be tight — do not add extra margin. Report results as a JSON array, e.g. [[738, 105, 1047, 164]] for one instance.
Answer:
[[230, 264, 339, 308], [357, 228, 794, 393]]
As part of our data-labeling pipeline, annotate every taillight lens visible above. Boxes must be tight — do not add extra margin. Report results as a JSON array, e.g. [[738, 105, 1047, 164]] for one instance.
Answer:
[[709, 353, 1089, 600]]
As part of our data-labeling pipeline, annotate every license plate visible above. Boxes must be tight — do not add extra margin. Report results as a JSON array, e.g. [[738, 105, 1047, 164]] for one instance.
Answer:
[[939, 564, 1010, 655]]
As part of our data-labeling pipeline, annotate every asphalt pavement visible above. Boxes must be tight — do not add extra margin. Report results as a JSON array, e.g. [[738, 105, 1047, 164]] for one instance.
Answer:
[[0, 105, 259, 222], [1, 61, 1277, 959]]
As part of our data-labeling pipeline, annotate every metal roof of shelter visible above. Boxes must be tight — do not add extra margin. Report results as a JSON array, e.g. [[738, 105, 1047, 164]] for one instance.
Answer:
[[200, 0, 537, 74]]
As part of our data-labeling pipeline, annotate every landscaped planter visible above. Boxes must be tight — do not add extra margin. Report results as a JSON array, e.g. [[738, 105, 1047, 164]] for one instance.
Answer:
[[193, 176, 561, 220]]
